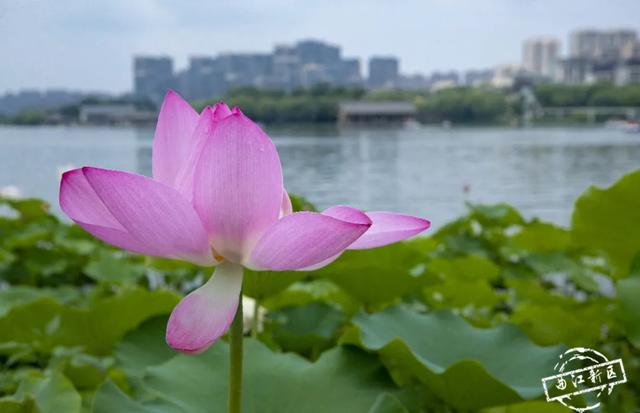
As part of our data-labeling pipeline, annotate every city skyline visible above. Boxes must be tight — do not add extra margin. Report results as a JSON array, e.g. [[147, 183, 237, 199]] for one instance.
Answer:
[[130, 28, 639, 104], [134, 39, 393, 105], [1, 0, 640, 94]]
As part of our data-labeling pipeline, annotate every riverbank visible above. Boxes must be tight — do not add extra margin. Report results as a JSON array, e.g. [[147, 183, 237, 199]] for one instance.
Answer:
[[2, 83, 640, 127]]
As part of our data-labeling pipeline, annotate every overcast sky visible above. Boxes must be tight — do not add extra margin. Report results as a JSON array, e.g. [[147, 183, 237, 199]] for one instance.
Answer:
[[1, 0, 639, 94]]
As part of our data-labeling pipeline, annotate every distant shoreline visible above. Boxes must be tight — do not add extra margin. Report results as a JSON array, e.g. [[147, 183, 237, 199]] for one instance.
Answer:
[[2, 83, 640, 127]]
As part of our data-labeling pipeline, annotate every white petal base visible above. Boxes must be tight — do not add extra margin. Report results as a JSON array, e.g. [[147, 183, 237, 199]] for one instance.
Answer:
[[166, 262, 243, 354]]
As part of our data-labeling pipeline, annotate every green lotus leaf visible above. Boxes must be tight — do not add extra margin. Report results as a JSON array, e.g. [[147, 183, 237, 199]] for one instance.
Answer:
[[94, 339, 398, 413], [469, 203, 525, 227], [0, 286, 79, 317], [0, 288, 178, 355], [572, 169, 640, 277], [510, 221, 571, 253], [367, 393, 409, 413], [343, 306, 563, 411], [114, 316, 176, 379], [313, 239, 435, 307], [617, 255, 640, 347], [11, 371, 81, 413], [509, 301, 610, 347], [0, 397, 35, 413], [267, 301, 346, 358], [84, 250, 145, 284], [481, 400, 570, 412], [243, 268, 309, 300], [262, 279, 359, 315]]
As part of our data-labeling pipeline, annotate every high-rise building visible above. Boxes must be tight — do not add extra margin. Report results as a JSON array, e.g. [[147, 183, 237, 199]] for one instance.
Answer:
[[268, 45, 302, 90], [615, 58, 640, 85], [559, 58, 593, 85], [522, 37, 560, 79], [293, 39, 362, 86], [266, 41, 359, 89], [602, 30, 638, 58], [295, 39, 341, 66], [560, 29, 639, 85], [368, 57, 399, 89], [396, 74, 429, 90], [622, 41, 640, 59], [131, 39, 424, 98], [570, 29, 638, 59], [570, 30, 600, 59], [217, 53, 273, 89], [300, 64, 330, 87], [133, 56, 174, 104], [184, 57, 225, 100], [328, 58, 362, 86]]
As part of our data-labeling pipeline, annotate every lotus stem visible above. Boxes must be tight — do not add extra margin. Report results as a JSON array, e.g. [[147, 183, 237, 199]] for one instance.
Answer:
[[228, 287, 243, 413]]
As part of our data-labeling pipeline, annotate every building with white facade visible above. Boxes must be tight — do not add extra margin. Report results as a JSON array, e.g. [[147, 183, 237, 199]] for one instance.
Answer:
[[522, 37, 560, 79]]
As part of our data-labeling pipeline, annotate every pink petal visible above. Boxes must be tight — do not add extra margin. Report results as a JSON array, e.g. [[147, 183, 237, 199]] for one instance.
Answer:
[[60, 167, 214, 266], [173, 103, 235, 200], [298, 208, 430, 269], [60, 168, 125, 230], [348, 211, 431, 250], [172, 106, 216, 198], [60, 169, 143, 252], [247, 211, 371, 271], [212, 101, 232, 120], [166, 262, 243, 354], [322, 205, 371, 224], [192, 113, 283, 262], [152, 91, 200, 187], [292, 205, 370, 271]]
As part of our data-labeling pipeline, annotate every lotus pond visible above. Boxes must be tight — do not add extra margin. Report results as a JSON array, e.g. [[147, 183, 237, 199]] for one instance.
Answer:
[[0, 168, 640, 412]]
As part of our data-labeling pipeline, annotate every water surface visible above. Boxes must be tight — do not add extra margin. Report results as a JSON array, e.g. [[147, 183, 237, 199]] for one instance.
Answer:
[[1, 125, 638, 228]]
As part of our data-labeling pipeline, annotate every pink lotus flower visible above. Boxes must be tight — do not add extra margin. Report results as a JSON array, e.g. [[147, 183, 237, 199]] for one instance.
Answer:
[[59, 91, 430, 354]]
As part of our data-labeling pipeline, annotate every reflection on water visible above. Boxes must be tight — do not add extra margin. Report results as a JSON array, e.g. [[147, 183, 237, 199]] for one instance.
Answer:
[[1, 125, 639, 228]]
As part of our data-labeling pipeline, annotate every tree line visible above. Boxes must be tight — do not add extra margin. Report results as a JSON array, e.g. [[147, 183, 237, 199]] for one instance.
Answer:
[[3, 83, 640, 126]]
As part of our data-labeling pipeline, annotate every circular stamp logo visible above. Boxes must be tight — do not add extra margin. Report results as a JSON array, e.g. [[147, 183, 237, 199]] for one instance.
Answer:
[[541, 347, 627, 412]]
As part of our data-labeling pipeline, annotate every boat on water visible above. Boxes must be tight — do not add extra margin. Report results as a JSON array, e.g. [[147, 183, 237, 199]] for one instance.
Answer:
[[623, 120, 640, 133], [605, 119, 640, 133]]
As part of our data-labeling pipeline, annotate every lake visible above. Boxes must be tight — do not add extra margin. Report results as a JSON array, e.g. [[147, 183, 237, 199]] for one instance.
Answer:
[[1, 125, 638, 228]]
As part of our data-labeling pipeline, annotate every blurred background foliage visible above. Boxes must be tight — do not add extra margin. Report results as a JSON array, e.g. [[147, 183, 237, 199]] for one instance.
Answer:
[[190, 83, 640, 126], [0, 170, 639, 412], [7, 82, 640, 126]]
